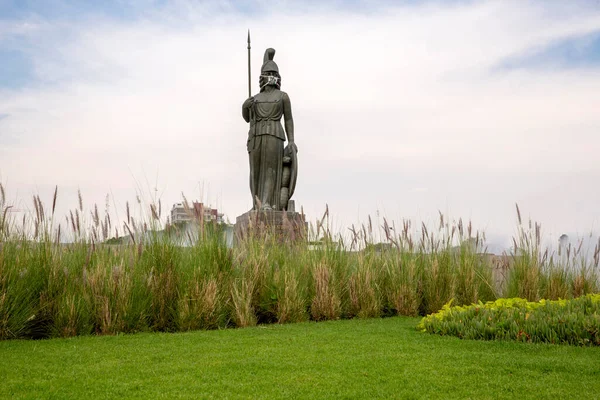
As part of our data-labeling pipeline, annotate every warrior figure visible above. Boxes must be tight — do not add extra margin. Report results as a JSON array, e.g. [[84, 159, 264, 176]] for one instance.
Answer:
[[242, 48, 298, 211]]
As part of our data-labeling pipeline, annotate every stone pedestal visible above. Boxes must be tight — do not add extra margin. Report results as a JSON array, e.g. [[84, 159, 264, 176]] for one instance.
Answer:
[[234, 210, 307, 243]]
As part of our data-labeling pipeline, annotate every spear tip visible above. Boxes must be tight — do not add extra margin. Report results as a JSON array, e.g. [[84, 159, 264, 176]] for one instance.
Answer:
[[247, 29, 251, 43]]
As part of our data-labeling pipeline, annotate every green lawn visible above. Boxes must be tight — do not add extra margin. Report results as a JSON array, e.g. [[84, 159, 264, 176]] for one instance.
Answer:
[[1, 317, 599, 399]]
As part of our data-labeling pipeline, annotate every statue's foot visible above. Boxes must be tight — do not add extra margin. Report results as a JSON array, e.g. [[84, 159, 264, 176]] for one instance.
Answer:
[[261, 204, 272, 211]]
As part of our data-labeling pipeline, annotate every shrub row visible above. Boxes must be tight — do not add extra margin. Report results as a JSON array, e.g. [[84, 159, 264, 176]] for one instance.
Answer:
[[417, 294, 600, 346], [1, 188, 599, 340]]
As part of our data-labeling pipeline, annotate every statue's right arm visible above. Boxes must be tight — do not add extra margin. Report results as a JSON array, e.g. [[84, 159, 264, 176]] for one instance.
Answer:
[[242, 97, 254, 122]]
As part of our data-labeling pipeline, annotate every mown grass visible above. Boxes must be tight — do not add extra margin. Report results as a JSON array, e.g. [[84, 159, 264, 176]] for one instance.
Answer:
[[1, 317, 599, 399]]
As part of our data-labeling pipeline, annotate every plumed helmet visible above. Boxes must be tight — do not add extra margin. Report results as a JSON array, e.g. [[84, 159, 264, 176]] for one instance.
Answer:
[[261, 48, 279, 74]]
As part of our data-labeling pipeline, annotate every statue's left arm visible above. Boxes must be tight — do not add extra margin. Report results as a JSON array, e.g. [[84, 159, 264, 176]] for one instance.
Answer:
[[282, 92, 297, 153]]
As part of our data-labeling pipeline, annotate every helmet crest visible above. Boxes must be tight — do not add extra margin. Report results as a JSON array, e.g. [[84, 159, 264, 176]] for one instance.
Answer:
[[261, 48, 279, 74]]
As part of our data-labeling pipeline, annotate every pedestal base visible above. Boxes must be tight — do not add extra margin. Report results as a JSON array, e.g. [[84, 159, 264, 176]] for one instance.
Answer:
[[234, 210, 307, 244]]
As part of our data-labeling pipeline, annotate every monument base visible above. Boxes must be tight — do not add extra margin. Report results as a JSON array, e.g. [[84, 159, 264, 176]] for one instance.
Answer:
[[234, 210, 307, 244]]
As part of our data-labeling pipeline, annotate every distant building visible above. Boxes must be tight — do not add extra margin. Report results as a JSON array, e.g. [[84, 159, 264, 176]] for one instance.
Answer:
[[558, 234, 569, 256], [170, 202, 225, 225]]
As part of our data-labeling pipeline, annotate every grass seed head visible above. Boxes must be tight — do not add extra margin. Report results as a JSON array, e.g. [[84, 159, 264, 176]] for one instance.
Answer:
[[51, 186, 58, 217]]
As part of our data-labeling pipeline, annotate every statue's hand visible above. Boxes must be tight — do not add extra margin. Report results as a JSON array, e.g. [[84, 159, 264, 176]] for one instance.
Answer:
[[285, 142, 298, 156], [243, 96, 254, 109]]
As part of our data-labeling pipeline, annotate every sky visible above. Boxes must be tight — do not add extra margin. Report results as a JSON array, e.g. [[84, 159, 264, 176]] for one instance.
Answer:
[[1, 0, 600, 252]]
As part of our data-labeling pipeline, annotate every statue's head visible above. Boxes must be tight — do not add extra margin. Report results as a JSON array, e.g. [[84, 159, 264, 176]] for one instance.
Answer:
[[260, 48, 281, 91]]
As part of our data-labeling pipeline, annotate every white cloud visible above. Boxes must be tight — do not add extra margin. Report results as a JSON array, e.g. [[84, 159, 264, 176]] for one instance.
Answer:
[[1, 0, 600, 249]]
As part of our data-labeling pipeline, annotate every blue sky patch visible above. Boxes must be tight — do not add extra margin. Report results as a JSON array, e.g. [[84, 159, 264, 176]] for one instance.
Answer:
[[0, 49, 33, 89], [0, 0, 464, 20], [500, 31, 600, 71], [0, 0, 141, 20]]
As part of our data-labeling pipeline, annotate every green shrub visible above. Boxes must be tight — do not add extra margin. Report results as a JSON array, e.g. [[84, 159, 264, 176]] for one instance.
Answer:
[[418, 294, 600, 346]]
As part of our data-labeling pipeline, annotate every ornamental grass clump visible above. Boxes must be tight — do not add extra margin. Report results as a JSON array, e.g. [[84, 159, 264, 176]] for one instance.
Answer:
[[310, 263, 342, 320], [505, 204, 600, 301], [418, 294, 600, 346], [2, 182, 599, 341]]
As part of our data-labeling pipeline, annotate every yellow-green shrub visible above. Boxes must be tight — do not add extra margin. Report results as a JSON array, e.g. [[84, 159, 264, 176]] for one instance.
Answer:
[[418, 294, 600, 346]]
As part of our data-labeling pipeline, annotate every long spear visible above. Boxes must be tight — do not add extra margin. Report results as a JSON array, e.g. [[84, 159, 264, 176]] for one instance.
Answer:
[[247, 29, 252, 97]]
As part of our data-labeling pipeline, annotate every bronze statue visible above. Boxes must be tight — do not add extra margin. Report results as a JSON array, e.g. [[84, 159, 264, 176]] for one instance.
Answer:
[[242, 43, 297, 211]]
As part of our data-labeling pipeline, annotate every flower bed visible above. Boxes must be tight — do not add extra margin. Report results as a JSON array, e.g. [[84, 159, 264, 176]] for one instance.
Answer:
[[417, 294, 600, 346]]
